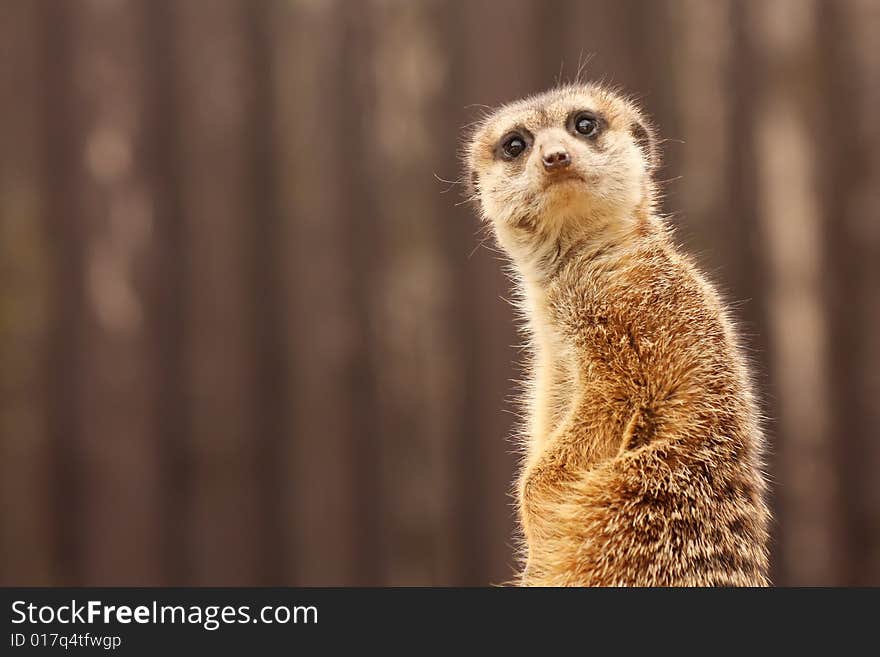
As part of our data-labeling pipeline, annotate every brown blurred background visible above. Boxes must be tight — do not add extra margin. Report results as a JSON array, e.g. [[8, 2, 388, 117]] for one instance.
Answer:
[[1, 0, 878, 587]]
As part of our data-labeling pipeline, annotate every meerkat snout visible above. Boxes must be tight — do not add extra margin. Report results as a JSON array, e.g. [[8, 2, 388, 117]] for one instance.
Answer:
[[533, 128, 576, 173], [540, 141, 571, 171]]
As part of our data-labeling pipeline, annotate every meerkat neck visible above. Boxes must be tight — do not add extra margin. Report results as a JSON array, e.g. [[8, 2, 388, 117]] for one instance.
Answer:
[[515, 225, 629, 357], [515, 208, 655, 291]]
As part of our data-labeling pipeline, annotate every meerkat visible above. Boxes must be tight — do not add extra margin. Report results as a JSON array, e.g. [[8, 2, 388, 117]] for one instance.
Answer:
[[463, 83, 771, 586]]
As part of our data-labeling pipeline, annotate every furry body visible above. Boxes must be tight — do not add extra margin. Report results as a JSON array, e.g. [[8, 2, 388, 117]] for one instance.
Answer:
[[464, 84, 770, 586]]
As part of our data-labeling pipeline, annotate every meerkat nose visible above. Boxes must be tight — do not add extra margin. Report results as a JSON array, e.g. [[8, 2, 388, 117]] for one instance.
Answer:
[[542, 148, 571, 171]]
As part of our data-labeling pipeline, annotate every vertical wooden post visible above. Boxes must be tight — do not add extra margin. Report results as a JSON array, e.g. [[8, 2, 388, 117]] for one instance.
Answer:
[[0, 0, 54, 585], [171, 0, 262, 585], [748, 0, 839, 585]]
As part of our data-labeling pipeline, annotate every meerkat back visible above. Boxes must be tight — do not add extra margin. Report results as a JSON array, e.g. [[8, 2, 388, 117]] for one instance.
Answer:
[[463, 83, 771, 586]]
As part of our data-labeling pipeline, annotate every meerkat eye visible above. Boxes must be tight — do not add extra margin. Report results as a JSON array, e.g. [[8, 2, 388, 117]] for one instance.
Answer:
[[573, 112, 601, 138], [501, 133, 527, 160]]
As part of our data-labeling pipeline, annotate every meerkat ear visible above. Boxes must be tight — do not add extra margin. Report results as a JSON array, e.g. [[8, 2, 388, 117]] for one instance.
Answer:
[[459, 136, 478, 201], [461, 155, 479, 201], [631, 120, 659, 171]]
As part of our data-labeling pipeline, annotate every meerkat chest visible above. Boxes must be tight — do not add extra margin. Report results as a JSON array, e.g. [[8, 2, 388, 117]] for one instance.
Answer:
[[527, 335, 576, 448]]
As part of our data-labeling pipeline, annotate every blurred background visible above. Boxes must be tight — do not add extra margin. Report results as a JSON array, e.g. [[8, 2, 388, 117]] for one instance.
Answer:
[[1, 0, 878, 587]]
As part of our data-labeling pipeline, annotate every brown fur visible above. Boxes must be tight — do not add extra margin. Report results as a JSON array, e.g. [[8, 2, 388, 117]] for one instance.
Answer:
[[463, 83, 770, 586]]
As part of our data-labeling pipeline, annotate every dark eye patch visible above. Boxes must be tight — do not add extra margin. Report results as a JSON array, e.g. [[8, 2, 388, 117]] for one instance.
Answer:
[[502, 134, 527, 159], [493, 127, 533, 161], [566, 110, 606, 140]]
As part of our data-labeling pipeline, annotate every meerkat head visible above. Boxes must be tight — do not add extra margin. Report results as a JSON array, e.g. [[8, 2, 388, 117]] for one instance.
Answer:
[[464, 83, 659, 268]]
